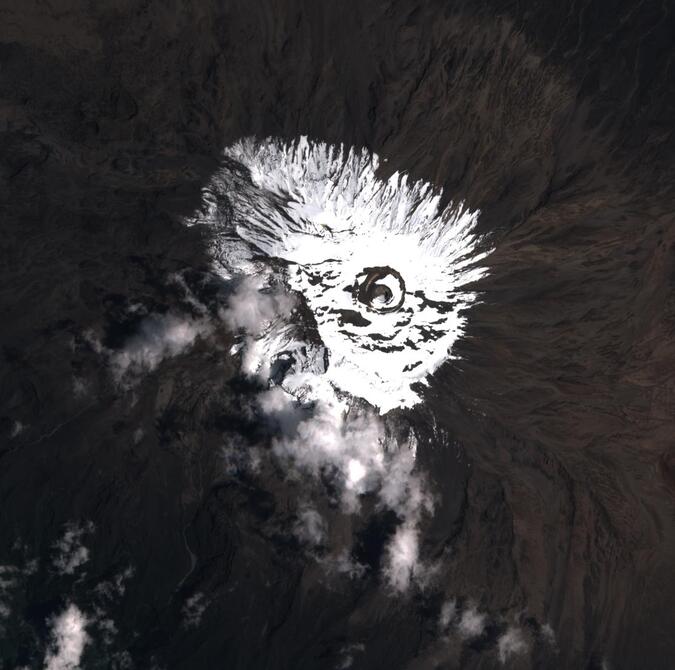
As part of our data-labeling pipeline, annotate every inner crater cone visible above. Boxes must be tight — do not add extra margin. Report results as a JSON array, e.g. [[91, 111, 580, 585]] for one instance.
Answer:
[[356, 267, 406, 314]]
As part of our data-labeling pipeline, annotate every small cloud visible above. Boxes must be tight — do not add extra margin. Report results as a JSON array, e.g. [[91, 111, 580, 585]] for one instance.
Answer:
[[168, 272, 209, 316], [257, 386, 304, 435], [110, 651, 133, 669], [114, 566, 135, 595], [0, 601, 10, 620], [0, 564, 19, 588], [10, 420, 24, 438], [540, 623, 556, 646], [439, 599, 457, 631], [43, 604, 89, 670], [94, 566, 134, 601], [220, 276, 297, 380], [132, 428, 144, 445], [182, 592, 208, 629], [0, 565, 18, 623], [336, 643, 365, 669], [457, 605, 487, 640], [497, 627, 529, 663], [24, 558, 39, 575], [322, 550, 367, 580], [95, 615, 117, 646], [0, 561, 38, 626], [383, 524, 419, 592], [110, 651, 134, 669], [52, 522, 94, 576], [294, 506, 326, 547], [377, 443, 434, 519], [72, 377, 88, 399], [221, 440, 262, 477], [110, 313, 212, 384], [82, 330, 103, 355], [221, 275, 294, 337]]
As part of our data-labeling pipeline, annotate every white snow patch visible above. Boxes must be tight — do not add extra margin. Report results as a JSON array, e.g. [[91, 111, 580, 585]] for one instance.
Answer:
[[190, 136, 490, 413]]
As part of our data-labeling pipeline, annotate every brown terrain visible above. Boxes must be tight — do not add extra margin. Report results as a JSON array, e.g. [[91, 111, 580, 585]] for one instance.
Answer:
[[1, 1, 675, 668]]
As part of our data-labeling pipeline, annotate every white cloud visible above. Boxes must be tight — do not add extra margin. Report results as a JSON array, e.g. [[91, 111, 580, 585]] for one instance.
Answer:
[[167, 272, 209, 316], [52, 522, 94, 576], [294, 506, 326, 547], [337, 643, 365, 669], [110, 313, 212, 384], [198, 236, 438, 593], [182, 592, 208, 629], [0, 565, 19, 623], [220, 276, 305, 382], [43, 604, 89, 670], [95, 614, 117, 646], [221, 275, 294, 336], [0, 564, 18, 589], [10, 420, 24, 438], [439, 599, 457, 630], [497, 627, 529, 664], [383, 524, 419, 592], [322, 550, 367, 580], [270, 382, 386, 512], [257, 386, 305, 435], [221, 439, 262, 477], [110, 652, 133, 669], [94, 566, 134, 600], [540, 623, 556, 646], [381, 522, 438, 592], [72, 377, 88, 398], [258, 376, 435, 591], [377, 443, 434, 519], [457, 605, 487, 640]]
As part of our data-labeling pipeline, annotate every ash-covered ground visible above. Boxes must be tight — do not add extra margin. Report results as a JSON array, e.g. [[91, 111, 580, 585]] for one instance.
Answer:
[[2, 1, 675, 669]]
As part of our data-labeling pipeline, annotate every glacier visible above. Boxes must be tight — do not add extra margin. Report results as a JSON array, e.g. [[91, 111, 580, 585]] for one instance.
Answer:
[[189, 136, 490, 413]]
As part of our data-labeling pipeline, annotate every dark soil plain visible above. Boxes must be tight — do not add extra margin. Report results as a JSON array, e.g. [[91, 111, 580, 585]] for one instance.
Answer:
[[2, 1, 675, 668]]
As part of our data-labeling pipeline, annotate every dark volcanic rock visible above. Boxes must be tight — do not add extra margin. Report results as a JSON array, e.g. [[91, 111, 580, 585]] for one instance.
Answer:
[[2, 1, 675, 669]]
